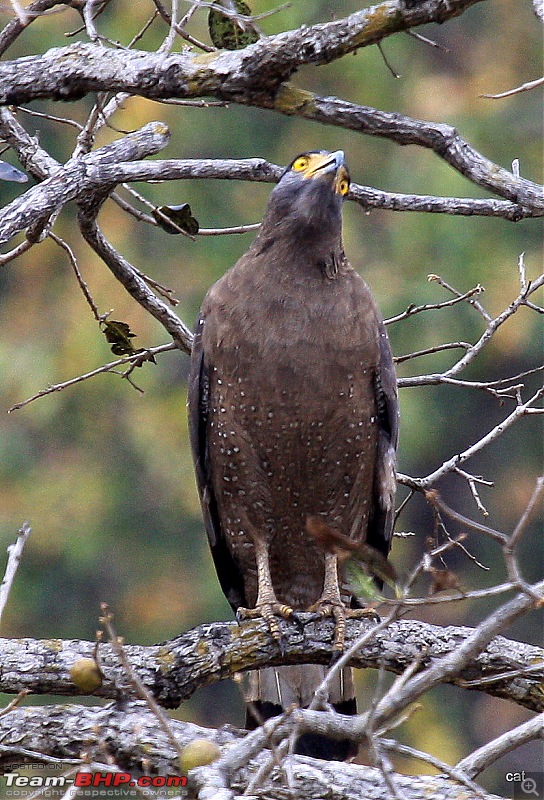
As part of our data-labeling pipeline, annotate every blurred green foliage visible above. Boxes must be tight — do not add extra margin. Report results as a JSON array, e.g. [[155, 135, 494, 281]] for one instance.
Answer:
[[0, 0, 542, 791]]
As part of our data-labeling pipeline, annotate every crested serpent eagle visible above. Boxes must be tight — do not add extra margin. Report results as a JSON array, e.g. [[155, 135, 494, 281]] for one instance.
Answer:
[[188, 150, 398, 760]]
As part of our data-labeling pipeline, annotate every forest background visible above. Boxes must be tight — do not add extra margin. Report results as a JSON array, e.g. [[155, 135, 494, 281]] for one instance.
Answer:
[[0, 1, 541, 797]]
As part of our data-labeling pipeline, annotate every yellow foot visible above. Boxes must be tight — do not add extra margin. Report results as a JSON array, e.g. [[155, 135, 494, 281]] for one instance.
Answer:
[[237, 602, 294, 643], [308, 598, 347, 651], [308, 602, 379, 651]]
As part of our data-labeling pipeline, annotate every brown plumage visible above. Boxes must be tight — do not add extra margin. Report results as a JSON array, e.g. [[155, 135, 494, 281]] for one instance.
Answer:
[[188, 150, 398, 761]]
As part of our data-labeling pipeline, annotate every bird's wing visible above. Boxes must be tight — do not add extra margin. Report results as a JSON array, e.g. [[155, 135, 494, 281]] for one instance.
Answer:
[[367, 318, 399, 558], [188, 313, 247, 612]]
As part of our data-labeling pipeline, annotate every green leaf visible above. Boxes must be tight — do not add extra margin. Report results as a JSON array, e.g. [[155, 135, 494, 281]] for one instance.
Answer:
[[345, 562, 384, 603], [152, 203, 200, 236], [208, 1, 259, 50]]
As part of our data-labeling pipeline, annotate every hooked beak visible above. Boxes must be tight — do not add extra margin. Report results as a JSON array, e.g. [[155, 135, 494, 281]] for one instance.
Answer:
[[305, 150, 345, 179]]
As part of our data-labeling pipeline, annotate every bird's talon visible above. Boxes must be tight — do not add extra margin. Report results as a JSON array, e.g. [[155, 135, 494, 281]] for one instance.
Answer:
[[236, 602, 293, 643], [307, 598, 347, 651], [290, 610, 305, 629], [346, 607, 381, 624]]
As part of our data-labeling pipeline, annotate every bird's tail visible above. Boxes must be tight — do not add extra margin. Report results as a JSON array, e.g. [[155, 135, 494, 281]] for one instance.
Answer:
[[245, 665, 357, 760]]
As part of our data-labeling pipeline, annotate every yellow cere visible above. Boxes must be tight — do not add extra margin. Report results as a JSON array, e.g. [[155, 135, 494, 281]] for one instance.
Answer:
[[291, 153, 350, 196]]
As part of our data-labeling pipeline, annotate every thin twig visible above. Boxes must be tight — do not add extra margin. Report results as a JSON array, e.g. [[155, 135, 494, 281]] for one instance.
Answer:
[[0, 689, 29, 718], [423, 489, 507, 544], [380, 582, 517, 607], [454, 467, 493, 516], [398, 386, 544, 487], [394, 341, 471, 364], [0, 522, 31, 629], [405, 29, 448, 51], [126, 10, 159, 49], [509, 475, 544, 550], [429, 274, 491, 321], [158, 0, 179, 54], [457, 662, 544, 689], [456, 714, 544, 779], [49, 232, 101, 321], [0, 237, 34, 266], [8, 344, 177, 412], [8, 0, 29, 25], [152, 0, 215, 51], [385, 283, 485, 325], [16, 105, 84, 131], [99, 604, 183, 759], [381, 739, 488, 798], [502, 477, 544, 599], [481, 76, 544, 99]]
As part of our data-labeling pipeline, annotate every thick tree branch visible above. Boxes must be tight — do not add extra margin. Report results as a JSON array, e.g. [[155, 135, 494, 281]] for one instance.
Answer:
[[0, 615, 542, 711], [77, 207, 193, 352], [0, 8, 542, 215], [1, 152, 541, 247], [0, 1, 486, 106], [257, 85, 543, 211], [0, 702, 501, 800], [0, 116, 170, 243]]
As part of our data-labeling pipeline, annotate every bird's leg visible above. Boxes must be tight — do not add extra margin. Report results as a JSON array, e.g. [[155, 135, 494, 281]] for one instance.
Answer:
[[309, 553, 377, 651], [237, 537, 294, 643], [308, 552, 347, 650]]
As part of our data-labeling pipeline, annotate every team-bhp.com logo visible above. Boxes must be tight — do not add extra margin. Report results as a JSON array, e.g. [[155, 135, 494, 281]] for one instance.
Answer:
[[3, 772, 187, 790]]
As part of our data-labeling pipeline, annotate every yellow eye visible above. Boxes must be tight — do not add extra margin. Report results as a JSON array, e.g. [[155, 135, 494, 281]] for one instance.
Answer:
[[338, 179, 349, 196], [292, 156, 309, 172]]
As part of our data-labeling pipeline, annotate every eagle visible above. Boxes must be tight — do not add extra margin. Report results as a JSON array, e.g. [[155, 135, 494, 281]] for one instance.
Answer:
[[188, 150, 398, 760]]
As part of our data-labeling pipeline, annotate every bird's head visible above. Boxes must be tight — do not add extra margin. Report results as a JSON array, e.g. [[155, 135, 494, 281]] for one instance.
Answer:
[[263, 150, 350, 240]]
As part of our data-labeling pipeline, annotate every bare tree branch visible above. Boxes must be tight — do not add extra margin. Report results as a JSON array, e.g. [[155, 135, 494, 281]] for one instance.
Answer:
[[0, 702, 502, 800], [261, 85, 543, 212], [0, 0, 72, 57], [77, 207, 193, 351], [481, 75, 544, 99], [7, 344, 177, 413], [456, 714, 544, 778], [0, 614, 541, 711], [403, 387, 543, 487], [0, 114, 171, 242], [0, 3, 541, 796], [0, 1, 488, 106], [1, 148, 541, 250], [1, 62, 542, 217], [0, 523, 31, 629]]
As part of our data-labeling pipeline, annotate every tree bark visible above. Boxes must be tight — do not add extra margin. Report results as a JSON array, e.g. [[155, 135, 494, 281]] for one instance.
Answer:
[[1, 616, 541, 711], [0, 701, 505, 800]]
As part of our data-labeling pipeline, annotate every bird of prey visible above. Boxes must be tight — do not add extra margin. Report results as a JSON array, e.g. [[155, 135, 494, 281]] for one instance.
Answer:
[[188, 150, 398, 760]]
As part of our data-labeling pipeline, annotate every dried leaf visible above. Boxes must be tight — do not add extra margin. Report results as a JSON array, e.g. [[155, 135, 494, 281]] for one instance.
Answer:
[[101, 320, 156, 367], [428, 567, 461, 595], [101, 320, 137, 356], [153, 203, 199, 236], [208, 1, 259, 50]]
